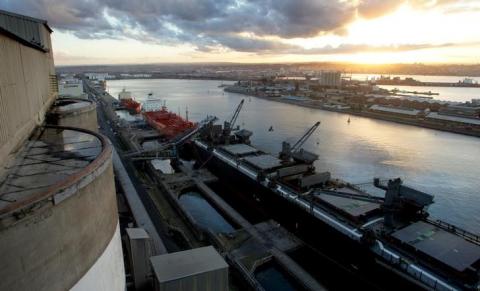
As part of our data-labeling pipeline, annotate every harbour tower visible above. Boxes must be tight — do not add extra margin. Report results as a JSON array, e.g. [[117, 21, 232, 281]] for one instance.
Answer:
[[0, 10, 125, 291]]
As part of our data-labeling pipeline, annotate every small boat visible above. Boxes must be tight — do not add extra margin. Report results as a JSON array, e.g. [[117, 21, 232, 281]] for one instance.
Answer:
[[268, 126, 274, 132]]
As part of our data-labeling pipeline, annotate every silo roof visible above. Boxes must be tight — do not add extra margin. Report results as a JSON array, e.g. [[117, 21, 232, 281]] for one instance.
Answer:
[[0, 9, 52, 52]]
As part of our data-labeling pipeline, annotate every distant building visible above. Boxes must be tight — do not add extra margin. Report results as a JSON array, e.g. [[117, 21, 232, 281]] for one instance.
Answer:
[[369, 104, 421, 117], [319, 71, 342, 87], [58, 78, 85, 98], [85, 72, 115, 81], [119, 73, 152, 78], [426, 112, 480, 127], [439, 104, 480, 119]]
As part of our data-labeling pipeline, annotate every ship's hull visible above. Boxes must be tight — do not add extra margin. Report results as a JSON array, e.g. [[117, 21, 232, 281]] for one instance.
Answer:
[[192, 143, 424, 290], [143, 110, 196, 139], [192, 141, 479, 290], [120, 99, 142, 114]]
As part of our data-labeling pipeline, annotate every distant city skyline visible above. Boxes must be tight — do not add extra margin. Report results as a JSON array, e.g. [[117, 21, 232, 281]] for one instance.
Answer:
[[2, 0, 480, 65]]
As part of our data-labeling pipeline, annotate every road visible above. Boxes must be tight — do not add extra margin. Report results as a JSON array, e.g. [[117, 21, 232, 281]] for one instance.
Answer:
[[85, 81, 180, 252]]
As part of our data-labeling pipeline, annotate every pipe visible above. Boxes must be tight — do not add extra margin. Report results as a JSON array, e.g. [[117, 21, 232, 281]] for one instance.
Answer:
[[198, 140, 460, 291]]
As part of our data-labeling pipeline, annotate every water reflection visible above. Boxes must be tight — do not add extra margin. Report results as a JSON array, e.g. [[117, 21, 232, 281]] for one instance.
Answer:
[[108, 79, 480, 232], [178, 191, 235, 233], [255, 264, 300, 291]]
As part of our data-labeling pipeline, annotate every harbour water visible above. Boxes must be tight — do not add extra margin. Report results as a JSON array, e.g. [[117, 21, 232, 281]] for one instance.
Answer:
[[352, 73, 480, 102], [351, 73, 480, 83], [108, 79, 480, 233], [178, 191, 235, 234], [255, 264, 301, 291], [379, 85, 480, 103]]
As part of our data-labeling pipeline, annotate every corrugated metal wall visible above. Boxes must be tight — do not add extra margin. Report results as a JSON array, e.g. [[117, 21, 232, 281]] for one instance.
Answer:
[[157, 268, 229, 291], [0, 23, 56, 163], [0, 10, 49, 50]]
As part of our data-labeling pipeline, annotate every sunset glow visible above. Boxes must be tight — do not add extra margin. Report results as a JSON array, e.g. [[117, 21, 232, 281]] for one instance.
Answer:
[[3, 0, 479, 65]]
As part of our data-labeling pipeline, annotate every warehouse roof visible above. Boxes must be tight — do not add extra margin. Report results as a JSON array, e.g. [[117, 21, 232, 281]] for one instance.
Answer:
[[150, 246, 228, 283], [370, 104, 421, 116], [427, 112, 480, 125]]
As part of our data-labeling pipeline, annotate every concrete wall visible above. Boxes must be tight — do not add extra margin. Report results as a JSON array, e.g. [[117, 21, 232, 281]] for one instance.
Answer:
[[71, 224, 125, 291], [58, 106, 98, 132], [0, 158, 123, 291], [0, 26, 56, 167], [54, 101, 99, 133]]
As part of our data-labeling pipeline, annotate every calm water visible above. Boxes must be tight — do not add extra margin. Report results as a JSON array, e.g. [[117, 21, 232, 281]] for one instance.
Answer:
[[379, 85, 480, 103], [108, 79, 480, 233], [255, 265, 300, 291], [352, 73, 480, 83], [352, 73, 480, 102], [178, 191, 235, 233]]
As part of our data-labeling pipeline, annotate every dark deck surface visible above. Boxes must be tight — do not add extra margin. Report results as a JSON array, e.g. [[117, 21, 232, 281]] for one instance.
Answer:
[[316, 193, 380, 218], [221, 143, 258, 156], [392, 221, 480, 272], [243, 154, 283, 171]]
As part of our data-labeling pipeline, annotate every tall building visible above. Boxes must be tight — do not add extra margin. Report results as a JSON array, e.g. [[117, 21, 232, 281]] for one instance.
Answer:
[[58, 78, 86, 98], [319, 71, 342, 87], [0, 10, 125, 291]]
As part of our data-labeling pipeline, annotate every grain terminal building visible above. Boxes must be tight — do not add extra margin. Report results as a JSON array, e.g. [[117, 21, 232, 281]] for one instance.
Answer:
[[0, 9, 125, 291]]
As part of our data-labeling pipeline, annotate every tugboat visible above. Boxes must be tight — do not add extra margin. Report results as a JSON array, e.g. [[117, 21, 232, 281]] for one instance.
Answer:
[[118, 88, 142, 114], [142, 93, 197, 139]]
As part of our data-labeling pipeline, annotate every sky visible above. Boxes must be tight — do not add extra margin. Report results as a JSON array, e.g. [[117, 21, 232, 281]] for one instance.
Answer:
[[1, 0, 480, 65]]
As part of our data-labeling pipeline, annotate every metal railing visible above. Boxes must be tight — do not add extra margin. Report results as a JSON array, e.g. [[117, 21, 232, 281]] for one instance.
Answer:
[[427, 218, 480, 245]]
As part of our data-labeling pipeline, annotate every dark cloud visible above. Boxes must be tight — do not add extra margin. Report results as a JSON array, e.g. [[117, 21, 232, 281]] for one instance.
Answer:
[[0, 0, 469, 55]]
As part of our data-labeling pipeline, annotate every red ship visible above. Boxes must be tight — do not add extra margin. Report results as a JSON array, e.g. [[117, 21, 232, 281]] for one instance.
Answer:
[[121, 98, 142, 114], [143, 105, 197, 139], [118, 88, 142, 114]]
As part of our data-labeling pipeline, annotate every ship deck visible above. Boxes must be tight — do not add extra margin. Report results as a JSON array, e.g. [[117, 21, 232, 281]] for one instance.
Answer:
[[392, 221, 480, 272], [194, 139, 478, 290], [221, 144, 258, 156]]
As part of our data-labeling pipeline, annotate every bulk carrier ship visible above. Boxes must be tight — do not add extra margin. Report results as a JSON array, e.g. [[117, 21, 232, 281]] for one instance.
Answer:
[[192, 99, 480, 291]]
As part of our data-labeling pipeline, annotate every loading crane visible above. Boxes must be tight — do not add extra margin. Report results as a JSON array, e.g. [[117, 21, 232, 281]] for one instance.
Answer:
[[224, 99, 244, 134], [198, 99, 247, 145], [222, 99, 245, 144], [314, 178, 434, 228], [279, 121, 320, 163]]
